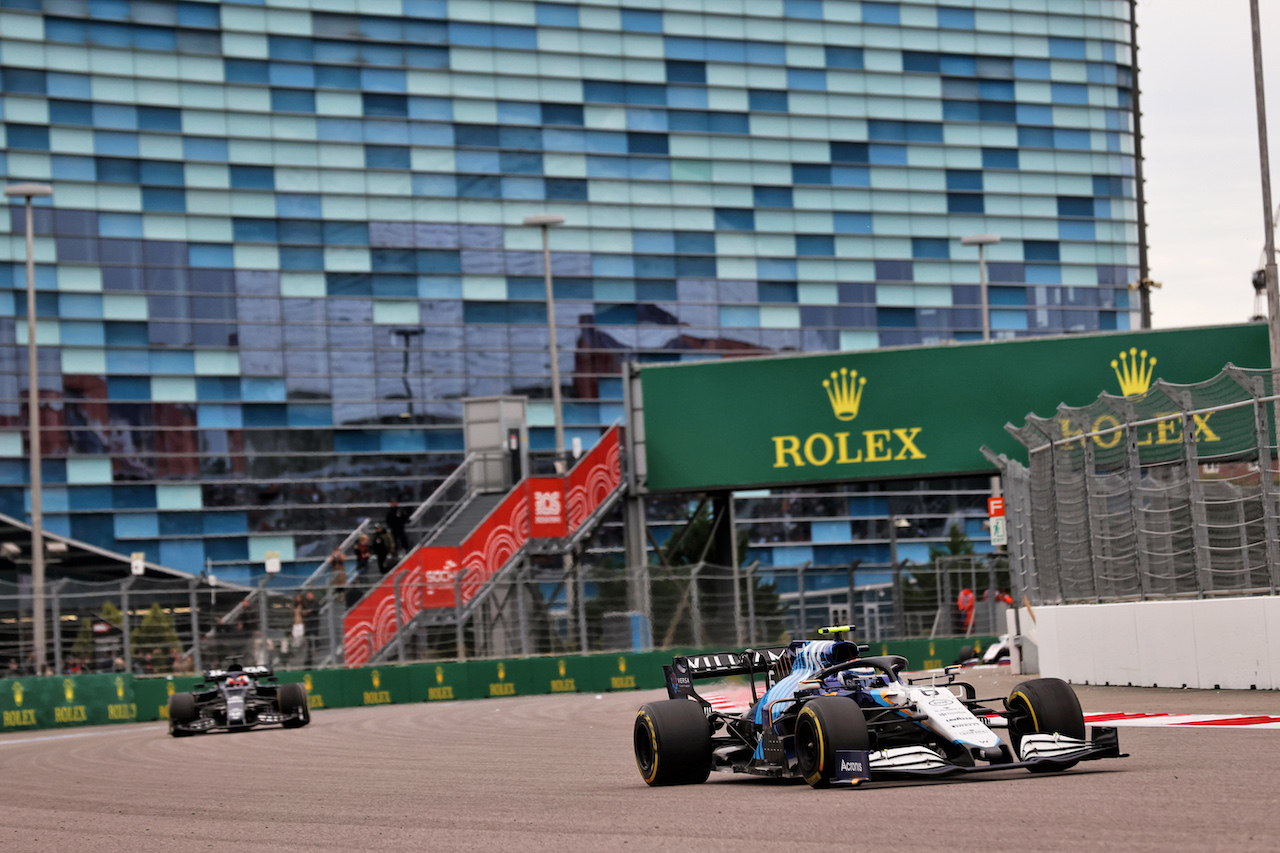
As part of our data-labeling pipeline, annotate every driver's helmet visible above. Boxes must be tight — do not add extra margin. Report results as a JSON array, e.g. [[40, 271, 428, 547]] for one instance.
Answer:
[[226, 674, 250, 687]]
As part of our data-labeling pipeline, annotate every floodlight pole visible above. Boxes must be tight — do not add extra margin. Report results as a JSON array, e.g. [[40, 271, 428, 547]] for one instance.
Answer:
[[961, 233, 1000, 342], [1250, 0, 1280, 385], [6, 183, 53, 674]]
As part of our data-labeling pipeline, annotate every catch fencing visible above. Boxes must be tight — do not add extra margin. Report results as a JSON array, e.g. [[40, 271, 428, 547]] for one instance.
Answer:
[[991, 364, 1280, 606], [2, 559, 998, 677]]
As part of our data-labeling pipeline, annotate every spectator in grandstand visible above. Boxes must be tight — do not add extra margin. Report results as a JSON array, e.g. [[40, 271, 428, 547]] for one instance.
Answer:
[[371, 524, 394, 574], [353, 533, 372, 578], [386, 499, 411, 553]]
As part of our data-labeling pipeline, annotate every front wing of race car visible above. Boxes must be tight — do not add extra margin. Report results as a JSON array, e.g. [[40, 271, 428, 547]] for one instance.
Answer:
[[849, 727, 1125, 782], [171, 704, 303, 734]]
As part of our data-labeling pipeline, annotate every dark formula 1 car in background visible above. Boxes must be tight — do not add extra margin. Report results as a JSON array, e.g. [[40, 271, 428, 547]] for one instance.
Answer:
[[634, 627, 1125, 787], [169, 664, 310, 736]]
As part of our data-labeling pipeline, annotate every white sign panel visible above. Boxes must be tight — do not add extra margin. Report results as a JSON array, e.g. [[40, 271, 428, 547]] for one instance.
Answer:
[[989, 516, 1008, 547], [264, 550, 282, 574], [130, 552, 145, 576]]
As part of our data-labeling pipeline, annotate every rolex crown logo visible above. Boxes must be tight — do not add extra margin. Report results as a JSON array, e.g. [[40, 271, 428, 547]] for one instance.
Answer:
[[1111, 348, 1156, 396], [64, 679, 75, 703], [372, 669, 381, 688], [497, 663, 505, 680], [823, 367, 867, 421], [116, 676, 125, 699], [13, 682, 23, 706], [435, 666, 444, 684]]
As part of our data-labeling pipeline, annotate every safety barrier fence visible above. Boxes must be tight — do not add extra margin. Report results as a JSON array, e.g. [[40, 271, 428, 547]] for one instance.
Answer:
[[1, 634, 995, 734], [992, 365, 1280, 606], [2, 557, 1001, 677]]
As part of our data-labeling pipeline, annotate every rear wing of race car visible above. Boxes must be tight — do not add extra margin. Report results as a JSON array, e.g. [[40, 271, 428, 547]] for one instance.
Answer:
[[202, 665, 275, 682], [664, 648, 791, 702]]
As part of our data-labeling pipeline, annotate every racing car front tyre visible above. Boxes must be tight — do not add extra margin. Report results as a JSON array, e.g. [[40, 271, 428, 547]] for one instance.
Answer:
[[1006, 677, 1085, 772], [168, 693, 197, 738], [794, 697, 870, 788], [634, 699, 712, 786], [278, 682, 311, 728]]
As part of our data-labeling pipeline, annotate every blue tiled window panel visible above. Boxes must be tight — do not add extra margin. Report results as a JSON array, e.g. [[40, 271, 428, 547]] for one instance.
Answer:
[[666, 61, 706, 84], [831, 142, 869, 164], [948, 193, 983, 213], [6, 124, 50, 150], [536, 3, 578, 27], [946, 170, 983, 191], [912, 238, 949, 259], [229, 165, 274, 190], [447, 23, 536, 49], [868, 120, 942, 143], [792, 164, 831, 185], [1058, 197, 1095, 218], [875, 260, 913, 281], [787, 69, 826, 91], [1024, 241, 1060, 262], [983, 148, 1019, 169], [862, 2, 899, 25], [621, 9, 662, 32], [541, 103, 584, 126], [1049, 38, 1087, 60], [795, 235, 835, 257], [664, 37, 786, 66], [868, 145, 907, 166], [1051, 83, 1089, 105], [834, 212, 873, 234], [749, 89, 788, 112], [1, 67, 47, 93], [583, 81, 667, 106], [715, 209, 755, 231], [785, 0, 823, 19], [938, 7, 975, 29], [754, 186, 793, 208], [825, 47, 862, 69]]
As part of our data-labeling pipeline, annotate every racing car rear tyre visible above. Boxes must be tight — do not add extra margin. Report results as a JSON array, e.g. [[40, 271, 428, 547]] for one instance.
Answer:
[[168, 693, 197, 737], [634, 699, 712, 786], [278, 682, 310, 728], [794, 697, 870, 788], [1006, 677, 1085, 772]]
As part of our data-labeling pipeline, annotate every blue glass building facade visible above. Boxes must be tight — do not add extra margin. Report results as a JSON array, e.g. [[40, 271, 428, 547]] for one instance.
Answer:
[[1, 0, 1138, 581]]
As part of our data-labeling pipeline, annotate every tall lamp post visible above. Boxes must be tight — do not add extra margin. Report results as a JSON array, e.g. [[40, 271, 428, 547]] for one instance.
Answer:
[[1250, 0, 1280, 385], [6, 182, 53, 674], [523, 213, 567, 471], [961, 233, 1001, 342]]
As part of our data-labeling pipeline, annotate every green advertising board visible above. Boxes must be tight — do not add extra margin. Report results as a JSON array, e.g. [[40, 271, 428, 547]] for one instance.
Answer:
[[640, 324, 1269, 492], [1, 673, 138, 730]]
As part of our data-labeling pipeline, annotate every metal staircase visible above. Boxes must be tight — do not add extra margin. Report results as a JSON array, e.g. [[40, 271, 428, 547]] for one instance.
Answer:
[[343, 425, 625, 667]]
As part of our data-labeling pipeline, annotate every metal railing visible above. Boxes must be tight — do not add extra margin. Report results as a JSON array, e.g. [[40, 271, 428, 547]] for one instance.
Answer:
[[2, 557, 999, 675], [992, 364, 1280, 606]]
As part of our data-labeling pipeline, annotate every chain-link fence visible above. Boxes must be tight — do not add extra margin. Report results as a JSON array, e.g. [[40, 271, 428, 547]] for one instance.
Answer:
[[992, 365, 1280, 605], [3, 554, 1005, 675]]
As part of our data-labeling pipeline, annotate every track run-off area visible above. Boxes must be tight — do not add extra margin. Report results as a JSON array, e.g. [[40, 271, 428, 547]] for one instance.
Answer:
[[3, 669, 1279, 853]]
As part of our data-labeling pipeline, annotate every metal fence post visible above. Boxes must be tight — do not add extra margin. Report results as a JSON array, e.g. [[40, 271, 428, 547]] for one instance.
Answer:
[[1249, 382, 1280, 594], [393, 572, 406, 663], [689, 562, 703, 648], [188, 578, 203, 674], [517, 562, 530, 656], [1174, 393, 1212, 596], [121, 577, 134, 673], [577, 564, 588, 654], [256, 578, 269, 642], [455, 569, 467, 661], [732, 558, 744, 647], [745, 561, 758, 646], [795, 562, 808, 639], [51, 579, 66, 674]]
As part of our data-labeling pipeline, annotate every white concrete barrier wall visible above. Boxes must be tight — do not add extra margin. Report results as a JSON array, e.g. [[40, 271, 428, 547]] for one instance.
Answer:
[[1036, 596, 1280, 690]]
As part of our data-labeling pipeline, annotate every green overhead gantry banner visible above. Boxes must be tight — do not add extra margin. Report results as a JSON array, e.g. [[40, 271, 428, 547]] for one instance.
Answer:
[[638, 324, 1270, 492]]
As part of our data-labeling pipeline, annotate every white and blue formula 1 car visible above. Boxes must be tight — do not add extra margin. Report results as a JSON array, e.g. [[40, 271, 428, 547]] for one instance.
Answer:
[[634, 627, 1125, 787]]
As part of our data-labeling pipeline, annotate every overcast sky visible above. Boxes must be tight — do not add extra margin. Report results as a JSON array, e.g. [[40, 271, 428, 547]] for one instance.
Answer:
[[1140, 0, 1280, 329]]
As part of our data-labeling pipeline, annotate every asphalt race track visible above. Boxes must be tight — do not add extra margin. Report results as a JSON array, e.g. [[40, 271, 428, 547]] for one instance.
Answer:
[[4, 670, 1280, 853]]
